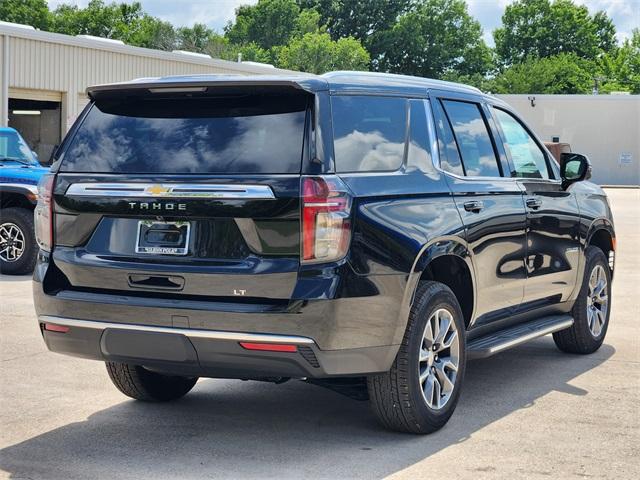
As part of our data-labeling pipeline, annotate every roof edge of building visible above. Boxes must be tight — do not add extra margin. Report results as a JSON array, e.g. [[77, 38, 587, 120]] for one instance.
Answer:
[[0, 23, 295, 76]]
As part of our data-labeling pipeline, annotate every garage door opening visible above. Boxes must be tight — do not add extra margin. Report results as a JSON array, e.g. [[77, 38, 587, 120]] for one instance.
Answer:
[[8, 99, 62, 165]]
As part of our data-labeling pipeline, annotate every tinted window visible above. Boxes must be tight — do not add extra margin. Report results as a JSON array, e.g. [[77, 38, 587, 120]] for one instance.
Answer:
[[331, 96, 406, 172], [442, 100, 501, 177], [60, 94, 307, 174], [493, 108, 549, 179], [0, 130, 38, 165], [406, 99, 434, 172], [432, 100, 464, 175]]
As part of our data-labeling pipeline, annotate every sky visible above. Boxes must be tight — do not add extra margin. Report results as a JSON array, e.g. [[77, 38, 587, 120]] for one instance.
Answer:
[[46, 0, 640, 46]]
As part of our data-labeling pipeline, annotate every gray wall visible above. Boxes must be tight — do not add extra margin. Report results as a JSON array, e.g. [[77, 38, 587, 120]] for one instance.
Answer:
[[496, 94, 640, 186]]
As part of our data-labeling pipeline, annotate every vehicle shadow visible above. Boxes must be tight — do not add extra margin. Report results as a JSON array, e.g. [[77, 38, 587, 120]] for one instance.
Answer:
[[0, 339, 614, 480]]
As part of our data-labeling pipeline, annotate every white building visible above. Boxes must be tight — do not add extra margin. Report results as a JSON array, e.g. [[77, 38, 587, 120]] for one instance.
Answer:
[[0, 21, 290, 162]]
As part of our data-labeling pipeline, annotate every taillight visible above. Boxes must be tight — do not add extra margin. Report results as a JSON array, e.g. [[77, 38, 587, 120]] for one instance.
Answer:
[[301, 176, 351, 264], [34, 173, 55, 252]]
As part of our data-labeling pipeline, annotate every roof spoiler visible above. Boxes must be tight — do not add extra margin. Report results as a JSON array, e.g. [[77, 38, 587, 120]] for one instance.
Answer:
[[87, 77, 326, 100]]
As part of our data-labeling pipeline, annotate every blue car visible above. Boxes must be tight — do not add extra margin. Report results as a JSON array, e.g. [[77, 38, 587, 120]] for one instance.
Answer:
[[0, 127, 49, 274]]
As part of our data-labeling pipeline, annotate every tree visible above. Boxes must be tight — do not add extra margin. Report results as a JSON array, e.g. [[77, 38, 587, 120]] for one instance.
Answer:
[[276, 32, 369, 73], [493, 0, 617, 66], [176, 23, 214, 53], [373, 0, 493, 78], [298, 0, 412, 41], [225, 0, 303, 50], [488, 53, 595, 94], [596, 29, 640, 94], [128, 16, 176, 51], [0, 0, 50, 30]]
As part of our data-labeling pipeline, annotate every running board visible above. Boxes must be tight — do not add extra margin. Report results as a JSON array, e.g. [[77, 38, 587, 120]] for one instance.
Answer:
[[467, 315, 574, 360]]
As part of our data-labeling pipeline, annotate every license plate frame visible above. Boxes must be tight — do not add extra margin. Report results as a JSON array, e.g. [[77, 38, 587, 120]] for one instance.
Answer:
[[135, 220, 190, 256]]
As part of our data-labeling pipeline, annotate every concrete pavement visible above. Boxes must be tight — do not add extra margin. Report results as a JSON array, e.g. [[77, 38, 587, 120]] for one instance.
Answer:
[[1, 188, 638, 479]]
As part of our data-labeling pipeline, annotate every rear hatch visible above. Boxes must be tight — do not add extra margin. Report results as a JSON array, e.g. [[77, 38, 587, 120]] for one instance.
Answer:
[[50, 84, 310, 304]]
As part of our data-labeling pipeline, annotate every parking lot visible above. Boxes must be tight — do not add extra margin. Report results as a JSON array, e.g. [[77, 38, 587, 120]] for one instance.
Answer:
[[0, 188, 638, 480]]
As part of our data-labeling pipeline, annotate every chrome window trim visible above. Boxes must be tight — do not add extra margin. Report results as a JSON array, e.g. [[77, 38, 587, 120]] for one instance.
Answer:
[[39, 315, 315, 344], [65, 183, 276, 199]]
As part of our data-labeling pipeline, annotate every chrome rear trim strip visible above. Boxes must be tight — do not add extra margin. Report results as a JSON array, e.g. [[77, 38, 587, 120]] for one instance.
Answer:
[[38, 315, 315, 344], [65, 183, 276, 199]]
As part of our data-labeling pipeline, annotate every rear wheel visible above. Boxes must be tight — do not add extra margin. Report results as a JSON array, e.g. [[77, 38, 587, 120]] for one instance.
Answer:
[[105, 362, 198, 402], [553, 246, 611, 354], [0, 207, 37, 275], [367, 281, 466, 434]]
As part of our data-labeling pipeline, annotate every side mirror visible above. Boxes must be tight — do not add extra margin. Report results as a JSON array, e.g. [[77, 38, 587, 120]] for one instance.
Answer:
[[560, 153, 591, 189]]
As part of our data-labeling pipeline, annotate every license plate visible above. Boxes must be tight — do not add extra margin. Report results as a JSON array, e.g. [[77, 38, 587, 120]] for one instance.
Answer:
[[135, 220, 190, 256]]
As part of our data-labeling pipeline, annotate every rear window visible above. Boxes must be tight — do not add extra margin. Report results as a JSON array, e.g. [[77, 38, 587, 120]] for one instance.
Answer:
[[60, 93, 307, 174], [331, 96, 407, 172]]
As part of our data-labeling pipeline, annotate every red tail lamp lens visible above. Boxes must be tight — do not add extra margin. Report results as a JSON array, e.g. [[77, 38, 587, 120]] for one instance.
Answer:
[[239, 342, 298, 352], [301, 176, 351, 263]]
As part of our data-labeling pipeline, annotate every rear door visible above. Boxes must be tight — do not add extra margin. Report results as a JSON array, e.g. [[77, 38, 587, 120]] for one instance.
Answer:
[[51, 86, 310, 304], [429, 91, 527, 325]]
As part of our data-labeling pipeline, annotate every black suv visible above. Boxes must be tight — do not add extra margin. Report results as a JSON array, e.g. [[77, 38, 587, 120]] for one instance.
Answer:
[[33, 72, 615, 434]]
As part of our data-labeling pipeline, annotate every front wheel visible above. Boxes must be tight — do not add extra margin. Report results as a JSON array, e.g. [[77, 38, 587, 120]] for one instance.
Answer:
[[553, 246, 611, 354], [105, 362, 198, 402], [0, 207, 38, 275], [367, 281, 466, 434]]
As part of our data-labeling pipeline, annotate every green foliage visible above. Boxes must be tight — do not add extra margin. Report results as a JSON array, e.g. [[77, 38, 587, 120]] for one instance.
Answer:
[[0, 0, 50, 30], [225, 0, 303, 50], [494, 0, 617, 66], [488, 53, 595, 94], [1, 0, 635, 94], [373, 0, 493, 78], [277, 32, 369, 73], [298, 0, 412, 41], [596, 29, 640, 94]]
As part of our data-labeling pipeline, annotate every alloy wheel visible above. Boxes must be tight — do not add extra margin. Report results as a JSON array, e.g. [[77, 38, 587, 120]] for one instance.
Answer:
[[587, 264, 609, 337], [419, 308, 460, 410], [0, 223, 25, 263]]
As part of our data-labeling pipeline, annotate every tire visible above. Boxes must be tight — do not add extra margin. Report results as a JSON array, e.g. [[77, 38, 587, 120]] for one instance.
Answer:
[[105, 362, 198, 402], [367, 281, 467, 434], [0, 207, 38, 275], [553, 246, 611, 354]]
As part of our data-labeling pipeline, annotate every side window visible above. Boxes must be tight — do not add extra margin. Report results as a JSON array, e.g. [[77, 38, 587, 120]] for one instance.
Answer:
[[406, 99, 434, 173], [331, 96, 406, 172], [442, 100, 501, 177], [493, 108, 549, 179], [432, 99, 464, 176]]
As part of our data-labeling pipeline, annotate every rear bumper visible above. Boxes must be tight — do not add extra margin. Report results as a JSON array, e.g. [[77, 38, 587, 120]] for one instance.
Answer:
[[37, 315, 397, 378]]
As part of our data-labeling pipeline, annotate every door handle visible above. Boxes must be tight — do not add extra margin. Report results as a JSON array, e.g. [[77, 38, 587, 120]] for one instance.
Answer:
[[526, 198, 543, 210], [463, 200, 484, 213]]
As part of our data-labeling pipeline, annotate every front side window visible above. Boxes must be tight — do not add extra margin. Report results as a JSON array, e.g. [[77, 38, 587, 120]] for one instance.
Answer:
[[442, 100, 501, 177], [493, 108, 549, 179], [331, 96, 406, 172]]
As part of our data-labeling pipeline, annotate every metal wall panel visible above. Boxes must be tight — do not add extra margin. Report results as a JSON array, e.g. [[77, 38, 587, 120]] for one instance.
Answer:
[[497, 94, 640, 186]]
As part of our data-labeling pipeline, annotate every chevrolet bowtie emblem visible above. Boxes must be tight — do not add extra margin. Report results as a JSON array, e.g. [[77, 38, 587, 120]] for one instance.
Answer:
[[146, 185, 170, 196]]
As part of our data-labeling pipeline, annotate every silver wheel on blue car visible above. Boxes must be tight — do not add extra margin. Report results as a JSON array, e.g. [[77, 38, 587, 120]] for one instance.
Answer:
[[586, 264, 608, 337], [419, 308, 460, 410], [0, 208, 38, 275], [0, 222, 25, 262]]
